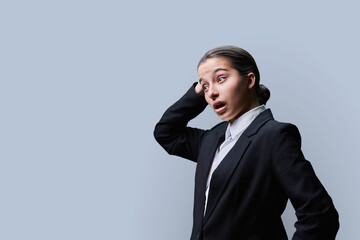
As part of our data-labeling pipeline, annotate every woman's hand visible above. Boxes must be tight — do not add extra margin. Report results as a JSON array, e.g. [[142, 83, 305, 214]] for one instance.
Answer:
[[195, 82, 204, 96]]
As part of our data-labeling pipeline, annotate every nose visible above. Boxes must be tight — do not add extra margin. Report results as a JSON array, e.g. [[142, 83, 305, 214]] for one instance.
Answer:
[[207, 85, 219, 101]]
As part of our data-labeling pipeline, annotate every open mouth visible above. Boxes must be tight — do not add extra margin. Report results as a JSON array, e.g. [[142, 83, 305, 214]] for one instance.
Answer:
[[214, 101, 226, 113], [215, 102, 226, 109]]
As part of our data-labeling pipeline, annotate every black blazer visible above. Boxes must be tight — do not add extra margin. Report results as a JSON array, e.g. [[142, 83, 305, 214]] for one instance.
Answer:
[[154, 84, 339, 240]]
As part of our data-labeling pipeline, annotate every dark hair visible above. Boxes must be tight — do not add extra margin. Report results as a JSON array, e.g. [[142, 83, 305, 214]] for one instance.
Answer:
[[198, 45, 270, 105]]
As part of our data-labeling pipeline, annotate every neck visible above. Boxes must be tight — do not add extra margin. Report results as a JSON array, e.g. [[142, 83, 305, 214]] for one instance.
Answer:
[[229, 101, 260, 125]]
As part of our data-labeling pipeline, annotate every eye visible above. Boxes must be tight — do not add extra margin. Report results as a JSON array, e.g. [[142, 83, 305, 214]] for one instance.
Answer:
[[217, 77, 226, 82], [202, 84, 209, 91]]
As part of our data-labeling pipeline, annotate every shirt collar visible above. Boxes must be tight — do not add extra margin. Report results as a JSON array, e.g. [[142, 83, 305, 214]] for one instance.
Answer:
[[225, 105, 266, 140]]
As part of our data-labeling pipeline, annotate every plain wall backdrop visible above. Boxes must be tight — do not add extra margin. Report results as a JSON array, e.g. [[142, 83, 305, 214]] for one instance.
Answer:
[[1, 0, 359, 239]]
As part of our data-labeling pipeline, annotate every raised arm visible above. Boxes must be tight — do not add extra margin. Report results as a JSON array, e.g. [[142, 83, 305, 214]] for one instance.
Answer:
[[154, 83, 208, 162]]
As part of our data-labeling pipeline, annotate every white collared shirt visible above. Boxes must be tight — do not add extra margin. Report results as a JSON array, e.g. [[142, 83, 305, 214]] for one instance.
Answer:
[[204, 105, 266, 214]]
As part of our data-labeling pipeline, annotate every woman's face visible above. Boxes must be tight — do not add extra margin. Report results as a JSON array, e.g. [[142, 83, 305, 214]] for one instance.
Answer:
[[198, 57, 257, 124]]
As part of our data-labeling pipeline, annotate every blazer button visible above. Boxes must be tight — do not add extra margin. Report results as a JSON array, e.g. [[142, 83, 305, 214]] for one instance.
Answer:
[[196, 231, 201, 239]]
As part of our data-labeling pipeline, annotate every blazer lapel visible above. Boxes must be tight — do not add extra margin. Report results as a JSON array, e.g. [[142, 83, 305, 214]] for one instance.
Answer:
[[193, 123, 226, 227], [203, 137, 251, 223], [203, 109, 274, 224]]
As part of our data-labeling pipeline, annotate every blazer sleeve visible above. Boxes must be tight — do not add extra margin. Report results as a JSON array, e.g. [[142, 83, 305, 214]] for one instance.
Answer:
[[153, 83, 208, 162], [271, 123, 339, 240]]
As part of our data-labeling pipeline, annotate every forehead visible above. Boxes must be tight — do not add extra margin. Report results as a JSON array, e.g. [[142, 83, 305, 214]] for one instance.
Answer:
[[198, 57, 232, 77]]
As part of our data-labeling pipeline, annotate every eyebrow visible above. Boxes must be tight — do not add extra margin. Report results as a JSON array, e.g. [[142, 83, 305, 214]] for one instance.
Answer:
[[199, 68, 228, 83]]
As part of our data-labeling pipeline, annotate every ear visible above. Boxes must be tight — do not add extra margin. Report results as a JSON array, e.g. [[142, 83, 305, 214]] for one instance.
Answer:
[[247, 73, 256, 89]]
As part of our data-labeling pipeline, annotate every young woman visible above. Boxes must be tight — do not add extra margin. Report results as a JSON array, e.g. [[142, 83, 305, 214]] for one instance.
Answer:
[[154, 46, 339, 240]]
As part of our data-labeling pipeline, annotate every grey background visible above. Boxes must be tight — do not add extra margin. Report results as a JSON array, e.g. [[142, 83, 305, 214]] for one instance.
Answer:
[[1, 0, 359, 239]]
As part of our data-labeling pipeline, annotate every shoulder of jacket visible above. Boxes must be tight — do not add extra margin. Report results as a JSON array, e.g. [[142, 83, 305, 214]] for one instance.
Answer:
[[209, 121, 228, 131], [200, 121, 227, 138], [262, 119, 300, 134]]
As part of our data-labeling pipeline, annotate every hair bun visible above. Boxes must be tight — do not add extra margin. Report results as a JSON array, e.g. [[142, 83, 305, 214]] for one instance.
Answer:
[[258, 84, 270, 105]]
